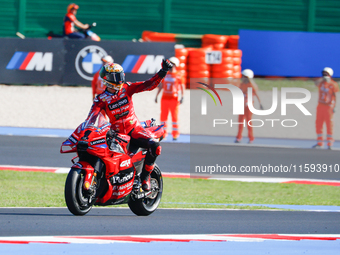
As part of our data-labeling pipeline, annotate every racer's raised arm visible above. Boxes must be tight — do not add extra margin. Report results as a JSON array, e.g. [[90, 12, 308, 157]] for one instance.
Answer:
[[125, 59, 173, 96]]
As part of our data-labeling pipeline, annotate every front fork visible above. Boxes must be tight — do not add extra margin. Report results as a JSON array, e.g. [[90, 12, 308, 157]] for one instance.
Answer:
[[76, 159, 104, 195]]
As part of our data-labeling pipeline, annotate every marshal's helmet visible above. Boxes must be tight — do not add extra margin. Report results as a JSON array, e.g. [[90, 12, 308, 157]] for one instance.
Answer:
[[242, 69, 254, 79], [101, 55, 114, 64], [100, 63, 125, 91], [322, 67, 333, 77], [67, 3, 79, 13], [169, 57, 180, 67]]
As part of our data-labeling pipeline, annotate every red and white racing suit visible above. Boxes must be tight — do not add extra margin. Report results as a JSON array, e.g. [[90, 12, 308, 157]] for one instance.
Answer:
[[86, 72, 165, 173]]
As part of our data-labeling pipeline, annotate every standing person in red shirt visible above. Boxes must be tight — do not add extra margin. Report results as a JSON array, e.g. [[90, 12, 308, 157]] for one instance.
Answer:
[[92, 55, 114, 99], [313, 67, 339, 149], [155, 57, 184, 140], [235, 69, 263, 144], [63, 3, 89, 39]]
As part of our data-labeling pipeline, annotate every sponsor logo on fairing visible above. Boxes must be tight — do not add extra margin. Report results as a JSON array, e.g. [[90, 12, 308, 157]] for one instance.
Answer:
[[68, 135, 78, 144], [112, 181, 133, 191], [111, 172, 133, 184], [112, 190, 126, 196], [120, 159, 131, 168], [6, 52, 53, 71], [90, 138, 106, 145]]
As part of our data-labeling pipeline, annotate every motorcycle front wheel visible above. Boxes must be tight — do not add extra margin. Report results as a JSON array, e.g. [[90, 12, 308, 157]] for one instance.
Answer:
[[64, 168, 95, 216], [128, 164, 163, 216]]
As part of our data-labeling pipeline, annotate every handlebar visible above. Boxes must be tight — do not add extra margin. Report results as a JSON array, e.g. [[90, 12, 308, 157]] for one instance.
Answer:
[[88, 22, 97, 29], [116, 135, 128, 144], [107, 130, 128, 144]]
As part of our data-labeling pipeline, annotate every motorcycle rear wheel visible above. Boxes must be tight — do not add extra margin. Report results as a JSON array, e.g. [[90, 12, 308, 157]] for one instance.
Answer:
[[128, 164, 163, 216], [64, 169, 95, 216]]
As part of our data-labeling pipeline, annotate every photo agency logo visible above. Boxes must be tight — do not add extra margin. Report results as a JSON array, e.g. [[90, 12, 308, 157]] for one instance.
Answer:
[[195, 80, 312, 128]]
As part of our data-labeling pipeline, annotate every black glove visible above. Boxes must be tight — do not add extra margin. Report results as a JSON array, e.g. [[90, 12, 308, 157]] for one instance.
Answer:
[[161, 59, 173, 72], [260, 104, 264, 110], [333, 108, 336, 113], [106, 129, 115, 139], [180, 97, 184, 104]]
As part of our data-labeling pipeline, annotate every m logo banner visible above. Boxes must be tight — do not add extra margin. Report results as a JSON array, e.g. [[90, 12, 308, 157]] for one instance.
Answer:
[[121, 55, 164, 74], [6, 52, 53, 71]]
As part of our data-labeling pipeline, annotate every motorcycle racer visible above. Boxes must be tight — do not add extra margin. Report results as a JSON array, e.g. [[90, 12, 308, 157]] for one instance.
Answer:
[[85, 59, 173, 191]]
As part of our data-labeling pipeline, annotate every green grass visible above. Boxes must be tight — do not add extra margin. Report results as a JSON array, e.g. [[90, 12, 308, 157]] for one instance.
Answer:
[[0, 171, 339, 209], [254, 78, 317, 92], [162, 178, 340, 209], [0, 171, 66, 207]]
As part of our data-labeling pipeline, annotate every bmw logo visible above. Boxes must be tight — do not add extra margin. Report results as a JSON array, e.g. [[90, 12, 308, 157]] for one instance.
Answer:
[[75, 45, 108, 80]]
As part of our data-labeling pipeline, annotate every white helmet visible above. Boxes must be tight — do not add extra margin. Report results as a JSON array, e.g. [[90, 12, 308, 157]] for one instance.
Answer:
[[102, 55, 114, 63], [323, 67, 333, 77], [242, 69, 254, 79], [169, 57, 180, 67]]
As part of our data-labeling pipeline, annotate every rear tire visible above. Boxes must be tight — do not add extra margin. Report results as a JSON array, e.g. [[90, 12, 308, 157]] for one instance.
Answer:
[[128, 164, 163, 216], [64, 169, 95, 216]]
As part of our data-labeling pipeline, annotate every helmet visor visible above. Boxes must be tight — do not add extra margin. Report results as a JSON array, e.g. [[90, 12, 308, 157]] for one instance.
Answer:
[[322, 71, 330, 76], [105, 72, 125, 85], [103, 80, 123, 91]]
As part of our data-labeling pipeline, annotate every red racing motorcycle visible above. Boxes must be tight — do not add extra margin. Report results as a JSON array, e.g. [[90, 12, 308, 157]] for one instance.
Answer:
[[60, 112, 164, 216]]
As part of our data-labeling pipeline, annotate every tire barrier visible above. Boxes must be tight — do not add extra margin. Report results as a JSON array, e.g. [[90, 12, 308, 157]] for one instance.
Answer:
[[186, 48, 243, 84], [227, 35, 239, 49], [175, 47, 189, 87], [141, 31, 244, 87], [201, 34, 229, 49]]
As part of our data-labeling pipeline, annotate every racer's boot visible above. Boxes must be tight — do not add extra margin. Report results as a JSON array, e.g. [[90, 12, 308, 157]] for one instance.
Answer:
[[140, 164, 154, 191]]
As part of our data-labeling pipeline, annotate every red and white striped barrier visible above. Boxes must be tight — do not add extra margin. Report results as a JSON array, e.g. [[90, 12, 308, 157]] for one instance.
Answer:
[[0, 234, 340, 244]]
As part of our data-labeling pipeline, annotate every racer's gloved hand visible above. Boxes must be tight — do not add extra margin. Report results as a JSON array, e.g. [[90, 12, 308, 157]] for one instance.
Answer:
[[161, 59, 173, 72], [260, 104, 264, 110], [106, 129, 115, 139], [180, 97, 184, 104], [158, 59, 173, 78], [333, 108, 336, 113]]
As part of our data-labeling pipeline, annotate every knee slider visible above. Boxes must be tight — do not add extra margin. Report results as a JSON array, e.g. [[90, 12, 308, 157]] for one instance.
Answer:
[[148, 140, 161, 156]]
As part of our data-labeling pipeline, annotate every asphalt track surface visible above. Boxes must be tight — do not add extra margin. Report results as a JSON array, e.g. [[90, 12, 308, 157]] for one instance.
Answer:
[[0, 135, 190, 173], [1, 135, 339, 180], [1, 135, 340, 238], [1, 208, 340, 236]]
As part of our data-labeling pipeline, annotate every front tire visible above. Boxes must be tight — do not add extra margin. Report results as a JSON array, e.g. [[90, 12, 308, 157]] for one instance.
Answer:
[[128, 164, 163, 216], [64, 169, 95, 216]]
